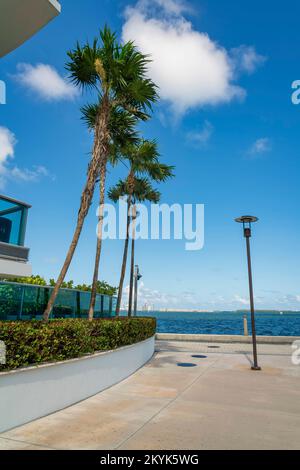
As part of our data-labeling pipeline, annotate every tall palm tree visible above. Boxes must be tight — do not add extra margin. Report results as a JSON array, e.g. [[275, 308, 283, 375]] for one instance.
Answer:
[[127, 165, 174, 317], [43, 27, 158, 321], [108, 143, 174, 316], [109, 177, 162, 315], [81, 104, 139, 317]]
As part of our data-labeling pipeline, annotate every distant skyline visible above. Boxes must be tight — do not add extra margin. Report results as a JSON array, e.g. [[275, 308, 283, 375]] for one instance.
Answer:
[[1, 0, 300, 310]]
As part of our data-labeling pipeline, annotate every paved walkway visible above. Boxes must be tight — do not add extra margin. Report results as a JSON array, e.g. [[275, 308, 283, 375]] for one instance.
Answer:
[[1, 341, 300, 450]]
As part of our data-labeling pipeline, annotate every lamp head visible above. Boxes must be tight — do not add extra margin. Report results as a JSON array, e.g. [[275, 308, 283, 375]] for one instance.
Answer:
[[235, 215, 258, 238]]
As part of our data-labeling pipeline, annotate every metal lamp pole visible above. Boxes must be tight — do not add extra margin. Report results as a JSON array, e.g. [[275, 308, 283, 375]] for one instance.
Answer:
[[235, 216, 261, 371], [133, 265, 142, 317]]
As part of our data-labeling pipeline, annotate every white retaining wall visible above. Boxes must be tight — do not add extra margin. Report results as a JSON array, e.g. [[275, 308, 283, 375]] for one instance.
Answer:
[[0, 336, 155, 433]]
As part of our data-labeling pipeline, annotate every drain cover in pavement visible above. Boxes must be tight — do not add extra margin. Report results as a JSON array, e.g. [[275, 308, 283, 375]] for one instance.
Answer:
[[177, 362, 197, 367], [191, 355, 207, 359], [208, 345, 220, 349]]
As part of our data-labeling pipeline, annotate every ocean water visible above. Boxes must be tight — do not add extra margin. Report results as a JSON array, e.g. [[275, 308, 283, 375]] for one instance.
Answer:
[[138, 311, 300, 336]]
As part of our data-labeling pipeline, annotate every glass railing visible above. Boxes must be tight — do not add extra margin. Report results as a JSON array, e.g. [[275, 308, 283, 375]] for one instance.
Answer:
[[0, 196, 30, 247], [0, 281, 117, 320]]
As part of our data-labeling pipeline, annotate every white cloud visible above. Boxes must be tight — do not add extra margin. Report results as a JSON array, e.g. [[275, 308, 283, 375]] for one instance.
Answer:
[[234, 294, 249, 305], [248, 137, 272, 156], [0, 126, 54, 189], [142, 0, 192, 15], [122, 0, 264, 115], [123, 281, 192, 309], [9, 165, 55, 183], [231, 45, 266, 75], [186, 120, 213, 145], [14, 63, 78, 101], [0, 126, 15, 169]]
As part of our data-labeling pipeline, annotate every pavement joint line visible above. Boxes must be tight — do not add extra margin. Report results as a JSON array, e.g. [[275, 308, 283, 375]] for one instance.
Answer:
[[114, 355, 221, 450], [0, 435, 58, 450]]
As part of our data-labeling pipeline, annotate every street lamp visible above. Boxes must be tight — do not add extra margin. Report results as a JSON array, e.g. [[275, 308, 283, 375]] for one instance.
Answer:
[[133, 265, 142, 317], [235, 215, 261, 371]]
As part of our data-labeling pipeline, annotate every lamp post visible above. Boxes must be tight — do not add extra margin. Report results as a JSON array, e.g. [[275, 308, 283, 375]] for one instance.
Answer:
[[133, 265, 142, 317], [235, 215, 261, 371]]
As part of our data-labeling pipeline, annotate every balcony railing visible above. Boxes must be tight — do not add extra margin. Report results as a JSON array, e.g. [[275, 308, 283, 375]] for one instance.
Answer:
[[0, 281, 117, 320], [0, 195, 31, 264]]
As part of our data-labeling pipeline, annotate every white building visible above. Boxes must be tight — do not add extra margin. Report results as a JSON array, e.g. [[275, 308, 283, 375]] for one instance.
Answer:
[[0, 195, 32, 278], [0, 2, 61, 276]]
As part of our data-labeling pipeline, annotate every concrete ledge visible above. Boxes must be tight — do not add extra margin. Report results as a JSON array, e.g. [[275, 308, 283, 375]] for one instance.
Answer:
[[0, 336, 155, 433], [156, 333, 300, 345]]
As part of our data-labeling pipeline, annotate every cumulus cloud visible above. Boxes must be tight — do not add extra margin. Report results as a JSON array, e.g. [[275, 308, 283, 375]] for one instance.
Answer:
[[13, 63, 78, 101], [121, 281, 300, 310], [248, 137, 272, 156], [0, 126, 15, 169], [0, 126, 54, 189], [122, 0, 264, 115], [123, 281, 197, 309], [231, 45, 266, 75], [9, 165, 54, 183], [139, 0, 192, 15], [186, 120, 213, 146], [234, 294, 249, 306]]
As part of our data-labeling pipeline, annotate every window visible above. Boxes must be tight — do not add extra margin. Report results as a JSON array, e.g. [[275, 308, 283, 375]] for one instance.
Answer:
[[0, 196, 30, 246]]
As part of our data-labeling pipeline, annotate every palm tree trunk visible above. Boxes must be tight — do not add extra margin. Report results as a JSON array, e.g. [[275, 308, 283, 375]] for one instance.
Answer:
[[88, 158, 107, 320], [115, 196, 132, 316], [128, 203, 136, 317], [43, 96, 109, 321]]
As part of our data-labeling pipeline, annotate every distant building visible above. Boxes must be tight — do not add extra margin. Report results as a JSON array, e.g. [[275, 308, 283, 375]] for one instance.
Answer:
[[0, 195, 32, 278], [0, 0, 61, 58]]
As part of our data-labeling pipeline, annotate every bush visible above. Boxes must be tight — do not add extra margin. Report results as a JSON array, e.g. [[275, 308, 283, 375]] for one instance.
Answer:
[[0, 317, 156, 372]]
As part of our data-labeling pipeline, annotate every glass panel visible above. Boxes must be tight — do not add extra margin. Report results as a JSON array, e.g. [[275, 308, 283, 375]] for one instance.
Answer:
[[103, 295, 111, 316], [53, 289, 76, 318], [78, 292, 90, 318], [94, 294, 102, 318], [0, 282, 117, 320], [111, 297, 117, 317], [22, 285, 45, 320], [0, 197, 28, 246], [0, 283, 23, 320]]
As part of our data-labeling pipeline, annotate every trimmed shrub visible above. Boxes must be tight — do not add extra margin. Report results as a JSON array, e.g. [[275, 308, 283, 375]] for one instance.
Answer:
[[0, 317, 156, 372]]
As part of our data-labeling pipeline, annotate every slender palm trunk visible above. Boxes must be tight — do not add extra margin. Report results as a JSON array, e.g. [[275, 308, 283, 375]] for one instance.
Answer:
[[115, 196, 132, 316], [128, 203, 136, 317], [43, 96, 109, 321], [88, 158, 107, 320]]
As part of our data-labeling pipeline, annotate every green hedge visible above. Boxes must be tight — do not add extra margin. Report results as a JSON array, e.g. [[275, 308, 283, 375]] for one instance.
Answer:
[[0, 317, 156, 372]]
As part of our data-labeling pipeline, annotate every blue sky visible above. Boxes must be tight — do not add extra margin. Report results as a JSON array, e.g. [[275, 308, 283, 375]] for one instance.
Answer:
[[1, 0, 300, 310]]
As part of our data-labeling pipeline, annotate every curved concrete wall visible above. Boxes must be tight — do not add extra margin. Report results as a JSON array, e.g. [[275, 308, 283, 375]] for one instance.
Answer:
[[0, 336, 155, 433]]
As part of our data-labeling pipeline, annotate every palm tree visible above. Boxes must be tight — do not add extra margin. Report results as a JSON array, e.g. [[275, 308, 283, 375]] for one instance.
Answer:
[[127, 164, 174, 317], [43, 27, 158, 321], [109, 177, 161, 315], [108, 143, 174, 316], [81, 105, 139, 318]]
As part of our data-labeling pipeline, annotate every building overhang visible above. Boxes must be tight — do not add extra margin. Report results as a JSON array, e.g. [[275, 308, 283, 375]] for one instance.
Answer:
[[0, 258, 32, 278], [0, 0, 61, 58]]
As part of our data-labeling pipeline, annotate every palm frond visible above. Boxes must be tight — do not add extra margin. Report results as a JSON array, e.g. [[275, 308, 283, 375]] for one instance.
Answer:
[[80, 102, 99, 130], [66, 39, 100, 90], [108, 176, 160, 204]]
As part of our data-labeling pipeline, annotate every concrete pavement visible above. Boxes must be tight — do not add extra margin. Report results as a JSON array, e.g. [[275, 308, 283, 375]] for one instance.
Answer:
[[0, 340, 299, 450]]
